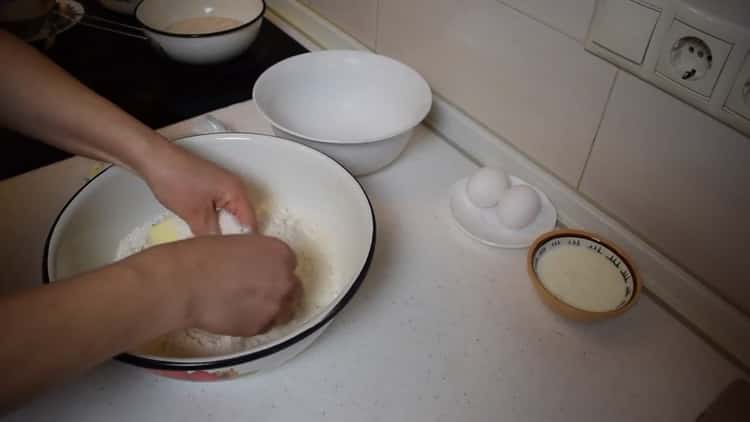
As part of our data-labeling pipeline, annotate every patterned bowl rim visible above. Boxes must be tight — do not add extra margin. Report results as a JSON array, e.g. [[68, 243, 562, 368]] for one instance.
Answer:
[[526, 228, 642, 319]]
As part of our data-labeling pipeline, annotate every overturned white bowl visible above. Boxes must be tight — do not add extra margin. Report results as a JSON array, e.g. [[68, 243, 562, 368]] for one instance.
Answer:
[[44, 133, 375, 381], [136, 0, 264, 65], [253, 50, 432, 175]]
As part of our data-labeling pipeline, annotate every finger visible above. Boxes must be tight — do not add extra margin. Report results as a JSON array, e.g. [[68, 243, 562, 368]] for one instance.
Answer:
[[187, 205, 220, 236], [272, 300, 294, 326], [231, 311, 275, 337], [216, 190, 256, 233], [276, 239, 297, 269], [275, 277, 303, 325], [228, 195, 257, 233], [256, 307, 279, 334]]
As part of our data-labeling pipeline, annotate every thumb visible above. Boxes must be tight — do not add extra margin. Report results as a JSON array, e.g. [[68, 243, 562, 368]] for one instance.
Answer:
[[187, 205, 220, 236]]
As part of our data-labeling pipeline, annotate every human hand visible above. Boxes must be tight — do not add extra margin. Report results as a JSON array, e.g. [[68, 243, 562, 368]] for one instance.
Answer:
[[126, 234, 302, 336], [140, 140, 256, 235]]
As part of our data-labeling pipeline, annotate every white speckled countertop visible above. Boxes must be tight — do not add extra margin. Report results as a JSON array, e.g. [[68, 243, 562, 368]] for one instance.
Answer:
[[0, 101, 743, 421]]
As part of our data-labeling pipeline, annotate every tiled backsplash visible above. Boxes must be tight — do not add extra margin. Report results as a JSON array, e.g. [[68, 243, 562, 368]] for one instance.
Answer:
[[306, 0, 378, 48], [377, 0, 615, 186], [497, 0, 596, 41], [299, 0, 750, 315], [580, 71, 750, 314]]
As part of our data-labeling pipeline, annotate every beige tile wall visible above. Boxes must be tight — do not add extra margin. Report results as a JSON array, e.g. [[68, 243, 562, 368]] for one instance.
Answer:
[[580, 72, 750, 313], [377, 0, 615, 186], [308, 0, 378, 48], [298, 0, 750, 313], [499, 0, 596, 41]]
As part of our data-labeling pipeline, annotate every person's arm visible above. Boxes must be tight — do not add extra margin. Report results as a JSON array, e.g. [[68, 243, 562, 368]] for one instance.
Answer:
[[0, 234, 300, 409], [0, 30, 158, 171], [0, 31, 301, 407], [0, 30, 255, 234]]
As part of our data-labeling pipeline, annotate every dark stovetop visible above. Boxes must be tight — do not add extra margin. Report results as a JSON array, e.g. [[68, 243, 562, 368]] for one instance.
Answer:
[[1, 0, 307, 180]]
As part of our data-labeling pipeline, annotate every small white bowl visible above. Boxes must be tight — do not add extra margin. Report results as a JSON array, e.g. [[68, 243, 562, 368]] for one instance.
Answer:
[[136, 0, 264, 65], [45, 133, 375, 381], [253, 50, 432, 175]]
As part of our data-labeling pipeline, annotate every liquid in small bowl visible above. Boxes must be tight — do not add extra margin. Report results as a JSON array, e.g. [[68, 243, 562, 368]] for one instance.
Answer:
[[527, 229, 640, 321]]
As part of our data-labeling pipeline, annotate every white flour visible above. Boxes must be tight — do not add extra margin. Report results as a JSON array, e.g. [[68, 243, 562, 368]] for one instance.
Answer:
[[117, 204, 339, 358]]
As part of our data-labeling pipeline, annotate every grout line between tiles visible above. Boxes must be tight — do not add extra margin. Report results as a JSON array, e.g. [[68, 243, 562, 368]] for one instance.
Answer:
[[374, 0, 381, 52], [576, 70, 619, 189], [494, 0, 584, 44]]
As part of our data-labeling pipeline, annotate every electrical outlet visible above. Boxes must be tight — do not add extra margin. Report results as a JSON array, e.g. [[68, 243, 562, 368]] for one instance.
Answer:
[[656, 20, 732, 97], [670, 36, 712, 81], [586, 0, 750, 136], [725, 53, 750, 121]]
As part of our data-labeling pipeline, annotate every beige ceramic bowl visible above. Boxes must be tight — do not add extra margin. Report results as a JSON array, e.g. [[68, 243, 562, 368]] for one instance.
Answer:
[[527, 229, 641, 321]]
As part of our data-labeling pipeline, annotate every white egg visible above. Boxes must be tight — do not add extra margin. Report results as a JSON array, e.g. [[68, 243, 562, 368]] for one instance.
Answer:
[[496, 185, 541, 229], [466, 167, 509, 208]]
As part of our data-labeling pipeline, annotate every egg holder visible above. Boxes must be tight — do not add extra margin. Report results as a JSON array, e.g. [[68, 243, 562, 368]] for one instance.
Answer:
[[449, 169, 557, 248]]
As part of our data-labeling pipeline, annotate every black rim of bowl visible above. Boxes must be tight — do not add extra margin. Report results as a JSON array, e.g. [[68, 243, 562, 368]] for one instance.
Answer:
[[135, 0, 266, 39], [43, 132, 376, 371]]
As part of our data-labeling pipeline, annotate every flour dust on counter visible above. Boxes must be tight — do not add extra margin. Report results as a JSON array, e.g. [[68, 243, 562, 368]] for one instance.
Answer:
[[116, 200, 339, 358]]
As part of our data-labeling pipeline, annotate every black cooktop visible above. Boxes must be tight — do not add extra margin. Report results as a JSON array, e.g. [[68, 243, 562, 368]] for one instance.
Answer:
[[1, 0, 307, 179]]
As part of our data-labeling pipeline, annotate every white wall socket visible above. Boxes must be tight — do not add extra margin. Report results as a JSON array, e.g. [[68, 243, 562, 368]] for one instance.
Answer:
[[586, 0, 750, 137], [725, 53, 750, 120], [655, 20, 732, 97]]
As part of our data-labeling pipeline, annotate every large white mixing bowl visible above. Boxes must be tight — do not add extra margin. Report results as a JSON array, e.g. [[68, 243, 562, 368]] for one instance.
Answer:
[[253, 50, 433, 175], [44, 133, 375, 381]]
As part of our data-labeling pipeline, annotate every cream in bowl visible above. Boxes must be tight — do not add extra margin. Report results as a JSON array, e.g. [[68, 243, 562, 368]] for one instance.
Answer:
[[527, 229, 640, 321], [135, 0, 265, 65]]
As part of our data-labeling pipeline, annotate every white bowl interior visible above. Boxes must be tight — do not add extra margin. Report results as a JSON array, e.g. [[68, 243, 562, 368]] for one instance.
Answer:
[[46, 134, 374, 361], [136, 0, 264, 32], [254, 50, 432, 143]]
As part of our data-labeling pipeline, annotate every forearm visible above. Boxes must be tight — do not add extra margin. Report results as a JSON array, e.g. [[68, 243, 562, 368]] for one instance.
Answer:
[[0, 30, 166, 175], [0, 259, 188, 408]]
